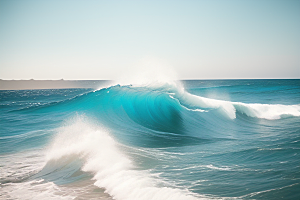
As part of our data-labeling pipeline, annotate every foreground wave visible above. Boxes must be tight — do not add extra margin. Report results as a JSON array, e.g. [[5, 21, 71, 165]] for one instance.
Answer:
[[44, 116, 202, 200]]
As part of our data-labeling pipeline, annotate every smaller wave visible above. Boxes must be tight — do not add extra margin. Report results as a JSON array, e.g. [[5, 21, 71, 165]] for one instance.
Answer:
[[233, 103, 300, 120], [166, 83, 300, 120], [45, 115, 201, 200]]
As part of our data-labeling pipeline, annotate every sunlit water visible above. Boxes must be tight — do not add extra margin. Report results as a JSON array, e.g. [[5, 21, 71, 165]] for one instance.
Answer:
[[1, 80, 300, 200]]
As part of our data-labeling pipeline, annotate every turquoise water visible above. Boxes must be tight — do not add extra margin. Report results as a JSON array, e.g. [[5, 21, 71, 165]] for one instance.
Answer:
[[1, 80, 300, 199]]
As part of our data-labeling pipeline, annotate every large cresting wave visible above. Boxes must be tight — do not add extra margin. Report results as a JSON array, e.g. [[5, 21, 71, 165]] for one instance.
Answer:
[[98, 81, 300, 120], [25, 81, 300, 122]]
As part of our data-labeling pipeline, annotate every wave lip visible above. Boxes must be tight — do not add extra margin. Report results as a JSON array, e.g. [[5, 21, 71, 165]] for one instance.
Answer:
[[175, 91, 236, 119]]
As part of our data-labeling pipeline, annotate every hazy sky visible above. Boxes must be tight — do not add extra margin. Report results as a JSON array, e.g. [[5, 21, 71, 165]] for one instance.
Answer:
[[0, 0, 299, 80]]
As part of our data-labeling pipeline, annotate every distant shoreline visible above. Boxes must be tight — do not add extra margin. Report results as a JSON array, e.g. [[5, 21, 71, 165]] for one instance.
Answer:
[[0, 80, 111, 90], [0, 79, 298, 90]]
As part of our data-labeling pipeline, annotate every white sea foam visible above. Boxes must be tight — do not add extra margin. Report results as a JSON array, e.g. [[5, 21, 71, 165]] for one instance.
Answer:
[[0, 150, 76, 200], [171, 84, 300, 120], [176, 92, 237, 119], [233, 102, 300, 120], [0, 150, 45, 183], [46, 115, 203, 200], [1, 180, 75, 200]]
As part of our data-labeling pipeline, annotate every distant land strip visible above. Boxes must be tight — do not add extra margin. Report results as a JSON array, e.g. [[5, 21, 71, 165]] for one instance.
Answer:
[[0, 80, 111, 90]]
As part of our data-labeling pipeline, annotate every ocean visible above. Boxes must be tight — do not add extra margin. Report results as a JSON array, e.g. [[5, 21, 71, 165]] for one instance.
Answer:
[[1, 79, 300, 200]]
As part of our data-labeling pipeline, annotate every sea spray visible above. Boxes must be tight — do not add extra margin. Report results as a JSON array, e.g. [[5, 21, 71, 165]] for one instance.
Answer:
[[46, 115, 200, 200]]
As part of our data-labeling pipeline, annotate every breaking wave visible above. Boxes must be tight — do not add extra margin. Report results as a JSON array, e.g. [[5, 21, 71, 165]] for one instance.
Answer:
[[44, 115, 202, 200]]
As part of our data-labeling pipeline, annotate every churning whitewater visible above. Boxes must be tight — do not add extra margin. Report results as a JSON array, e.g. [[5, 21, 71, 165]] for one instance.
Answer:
[[1, 79, 300, 200]]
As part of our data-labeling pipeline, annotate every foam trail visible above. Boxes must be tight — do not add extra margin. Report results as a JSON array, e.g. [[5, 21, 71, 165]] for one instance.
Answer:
[[46, 115, 202, 200], [0, 150, 76, 200], [233, 102, 300, 120], [180, 92, 300, 120], [1, 180, 75, 200], [168, 83, 300, 120]]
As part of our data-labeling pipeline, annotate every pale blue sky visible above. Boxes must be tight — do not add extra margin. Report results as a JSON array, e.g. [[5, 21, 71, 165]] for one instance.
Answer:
[[0, 0, 299, 80]]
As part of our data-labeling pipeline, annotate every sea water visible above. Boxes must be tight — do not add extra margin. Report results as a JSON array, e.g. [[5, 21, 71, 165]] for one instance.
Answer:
[[1, 80, 300, 199]]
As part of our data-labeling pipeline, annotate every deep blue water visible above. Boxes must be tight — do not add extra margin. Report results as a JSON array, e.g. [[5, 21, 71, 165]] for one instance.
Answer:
[[1, 80, 300, 200]]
